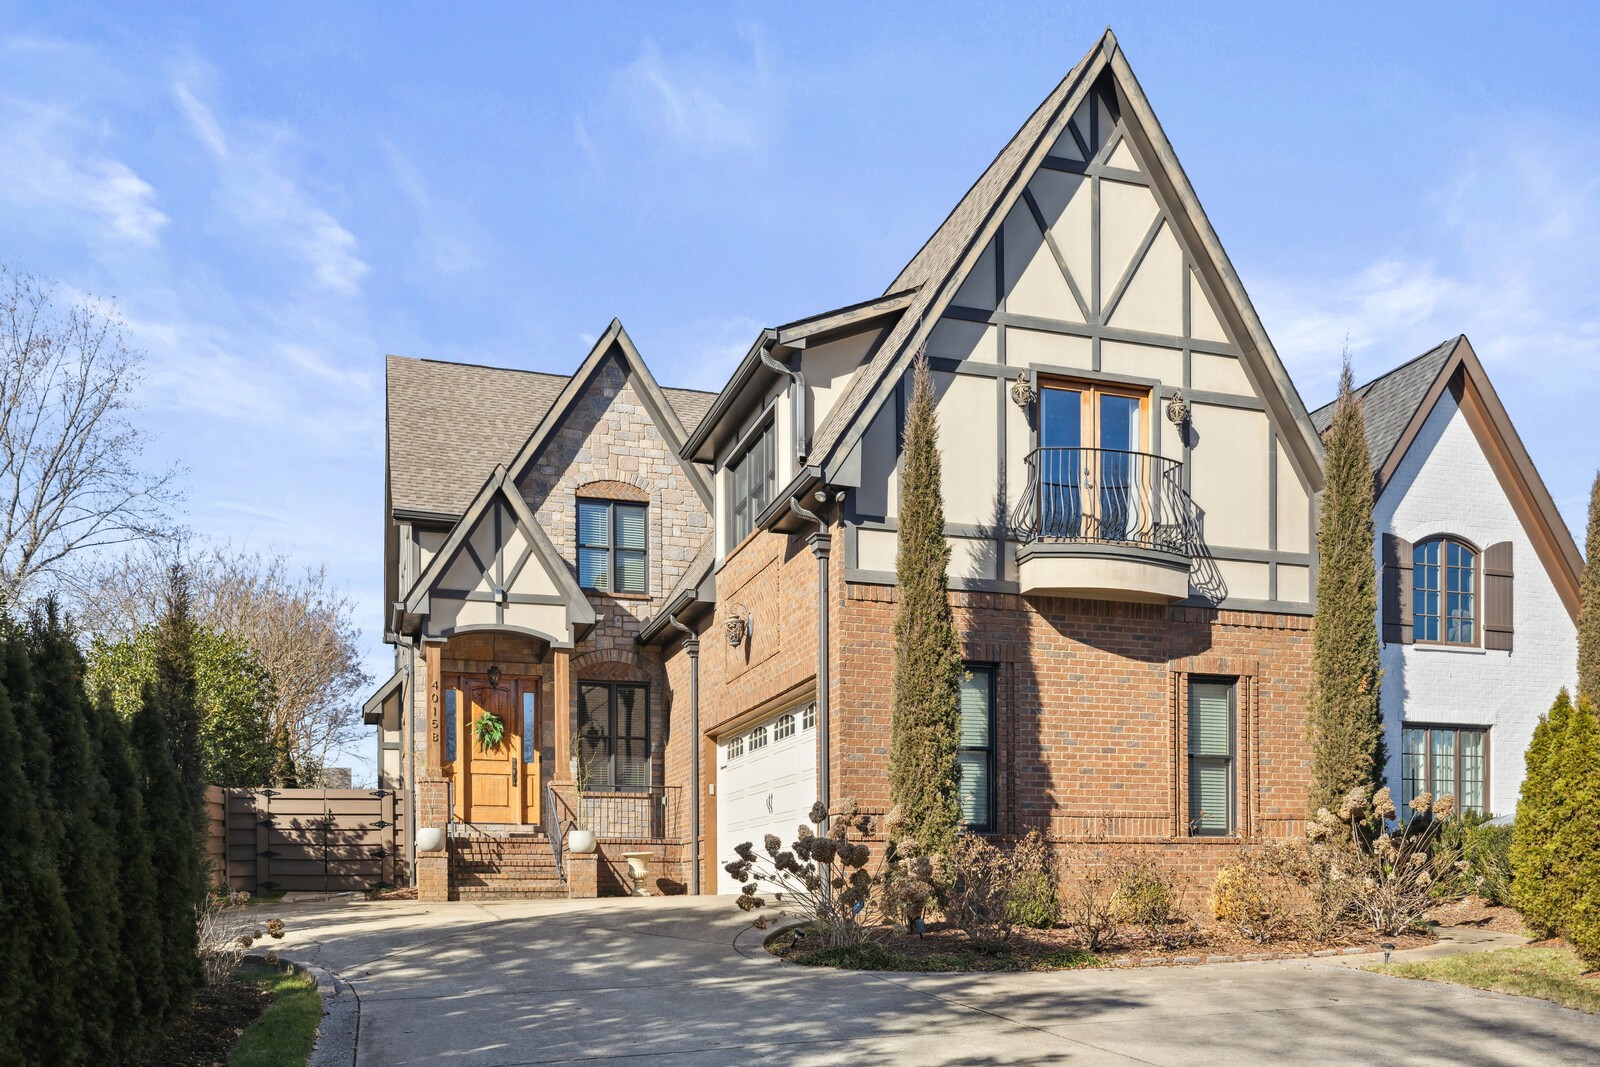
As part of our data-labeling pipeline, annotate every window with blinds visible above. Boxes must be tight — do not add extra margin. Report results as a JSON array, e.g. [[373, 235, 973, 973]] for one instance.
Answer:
[[576, 682, 651, 791], [577, 499, 648, 595], [728, 416, 776, 548], [1188, 679, 1235, 836], [958, 665, 996, 832]]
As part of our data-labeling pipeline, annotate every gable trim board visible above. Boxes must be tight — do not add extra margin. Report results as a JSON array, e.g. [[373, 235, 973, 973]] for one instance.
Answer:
[[1320, 336, 1582, 621], [397, 464, 597, 645], [802, 30, 1324, 506], [506, 320, 714, 509]]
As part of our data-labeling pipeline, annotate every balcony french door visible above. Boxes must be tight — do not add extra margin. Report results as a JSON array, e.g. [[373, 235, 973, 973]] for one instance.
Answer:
[[1039, 383, 1147, 541]]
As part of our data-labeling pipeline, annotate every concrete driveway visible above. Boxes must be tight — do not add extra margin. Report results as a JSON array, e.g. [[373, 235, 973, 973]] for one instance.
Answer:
[[278, 895, 1600, 1066]]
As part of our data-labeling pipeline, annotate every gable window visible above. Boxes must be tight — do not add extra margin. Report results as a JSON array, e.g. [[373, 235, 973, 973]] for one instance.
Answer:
[[728, 415, 776, 548], [1413, 537, 1475, 645], [1188, 678, 1235, 836], [577, 498, 648, 595], [1402, 725, 1487, 815], [577, 682, 651, 791], [958, 665, 996, 832]]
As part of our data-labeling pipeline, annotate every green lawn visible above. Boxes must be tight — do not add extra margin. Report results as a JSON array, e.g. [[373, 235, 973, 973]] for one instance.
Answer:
[[1371, 946, 1600, 1014], [229, 963, 321, 1067]]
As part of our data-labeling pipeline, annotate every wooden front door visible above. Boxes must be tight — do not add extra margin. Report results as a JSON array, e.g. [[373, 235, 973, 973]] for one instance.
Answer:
[[449, 674, 542, 825]]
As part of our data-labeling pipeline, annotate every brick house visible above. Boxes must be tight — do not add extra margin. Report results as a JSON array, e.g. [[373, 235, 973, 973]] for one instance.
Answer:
[[368, 30, 1335, 899], [1310, 337, 1582, 820]]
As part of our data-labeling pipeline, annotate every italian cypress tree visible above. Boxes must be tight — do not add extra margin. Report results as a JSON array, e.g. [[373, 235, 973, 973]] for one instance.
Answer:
[[0, 619, 83, 1064], [155, 567, 207, 819], [1579, 471, 1600, 705], [88, 685, 166, 1056], [27, 606, 122, 1063], [1555, 695, 1600, 966], [888, 353, 964, 855], [1306, 358, 1385, 813], [0, 624, 78, 1067], [134, 684, 202, 1024], [1511, 688, 1575, 937]]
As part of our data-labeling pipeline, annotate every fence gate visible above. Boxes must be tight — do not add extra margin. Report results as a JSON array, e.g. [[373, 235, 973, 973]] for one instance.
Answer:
[[207, 786, 407, 894]]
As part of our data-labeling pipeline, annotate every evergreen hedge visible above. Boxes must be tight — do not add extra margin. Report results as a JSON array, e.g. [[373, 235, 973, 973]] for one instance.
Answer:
[[0, 598, 204, 1065], [1579, 472, 1600, 705], [1511, 689, 1573, 937]]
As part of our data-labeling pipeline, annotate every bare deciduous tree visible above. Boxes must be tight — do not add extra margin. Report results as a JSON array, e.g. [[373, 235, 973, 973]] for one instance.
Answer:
[[78, 543, 371, 778], [0, 266, 180, 603]]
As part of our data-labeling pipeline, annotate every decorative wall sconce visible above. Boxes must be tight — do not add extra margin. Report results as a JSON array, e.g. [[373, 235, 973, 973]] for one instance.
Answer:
[[1165, 389, 1190, 426], [724, 608, 752, 648], [1010, 370, 1036, 409], [486, 665, 502, 688]]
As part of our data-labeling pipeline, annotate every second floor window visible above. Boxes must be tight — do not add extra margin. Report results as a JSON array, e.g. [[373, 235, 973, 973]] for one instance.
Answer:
[[577, 498, 647, 595], [1414, 537, 1475, 645], [728, 416, 776, 547]]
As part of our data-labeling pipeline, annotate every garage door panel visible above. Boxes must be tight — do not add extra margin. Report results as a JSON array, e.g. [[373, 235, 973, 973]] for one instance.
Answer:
[[716, 704, 818, 895]]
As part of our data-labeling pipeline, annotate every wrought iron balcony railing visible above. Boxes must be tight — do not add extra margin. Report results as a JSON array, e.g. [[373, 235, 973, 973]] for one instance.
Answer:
[[1011, 447, 1194, 555]]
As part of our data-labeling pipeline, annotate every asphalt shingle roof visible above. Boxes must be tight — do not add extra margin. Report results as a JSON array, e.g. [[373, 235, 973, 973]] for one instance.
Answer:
[[387, 355, 715, 517], [1309, 337, 1459, 471]]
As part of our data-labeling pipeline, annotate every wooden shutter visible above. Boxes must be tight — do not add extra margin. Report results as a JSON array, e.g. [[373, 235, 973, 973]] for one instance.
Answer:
[[1381, 534, 1413, 645], [1483, 541, 1513, 652]]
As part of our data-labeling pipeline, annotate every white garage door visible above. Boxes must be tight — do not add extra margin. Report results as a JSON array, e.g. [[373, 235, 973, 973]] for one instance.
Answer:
[[715, 701, 818, 895]]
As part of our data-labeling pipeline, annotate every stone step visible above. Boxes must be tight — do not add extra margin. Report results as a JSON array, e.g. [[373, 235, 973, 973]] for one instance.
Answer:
[[451, 887, 568, 900]]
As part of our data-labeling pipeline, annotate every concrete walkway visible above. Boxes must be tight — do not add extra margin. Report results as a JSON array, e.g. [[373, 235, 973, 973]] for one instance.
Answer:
[[275, 896, 1600, 1066]]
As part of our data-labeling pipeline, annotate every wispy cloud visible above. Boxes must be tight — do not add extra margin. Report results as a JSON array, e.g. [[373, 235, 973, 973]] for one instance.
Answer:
[[173, 79, 370, 296], [0, 96, 168, 245], [581, 28, 779, 161], [1257, 112, 1600, 409]]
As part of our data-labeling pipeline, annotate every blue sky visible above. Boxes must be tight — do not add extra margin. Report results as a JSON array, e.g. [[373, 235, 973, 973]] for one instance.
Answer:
[[2, 3, 1597, 779]]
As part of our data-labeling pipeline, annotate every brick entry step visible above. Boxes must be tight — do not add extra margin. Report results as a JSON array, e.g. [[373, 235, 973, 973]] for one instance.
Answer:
[[448, 832, 565, 900]]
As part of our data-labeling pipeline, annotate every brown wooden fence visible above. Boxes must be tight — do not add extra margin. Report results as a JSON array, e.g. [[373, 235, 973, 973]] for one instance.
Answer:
[[206, 786, 407, 894]]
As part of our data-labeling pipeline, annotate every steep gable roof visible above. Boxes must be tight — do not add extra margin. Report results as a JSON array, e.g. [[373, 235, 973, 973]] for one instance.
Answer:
[[1310, 337, 1456, 475], [387, 343, 715, 517], [1317, 335, 1583, 619], [805, 30, 1325, 488]]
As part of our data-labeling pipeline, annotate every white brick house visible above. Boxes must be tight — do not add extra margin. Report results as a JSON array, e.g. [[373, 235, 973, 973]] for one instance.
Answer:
[[1312, 336, 1583, 818]]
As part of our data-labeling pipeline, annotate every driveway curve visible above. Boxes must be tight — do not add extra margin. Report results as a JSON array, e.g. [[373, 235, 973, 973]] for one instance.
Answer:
[[276, 895, 1600, 1066]]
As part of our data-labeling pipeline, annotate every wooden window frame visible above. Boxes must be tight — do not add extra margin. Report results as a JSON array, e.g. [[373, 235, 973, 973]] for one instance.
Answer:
[[1036, 376, 1152, 451], [576, 498, 649, 596], [576, 681, 652, 792], [726, 413, 777, 550], [959, 663, 998, 834], [1400, 723, 1490, 815], [1412, 536, 1479, 647], [1187, 676, 1237, 837]]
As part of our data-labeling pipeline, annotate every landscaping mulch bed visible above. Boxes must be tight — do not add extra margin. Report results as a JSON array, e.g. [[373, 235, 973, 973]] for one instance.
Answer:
[[772, 919, 1434, 972], [365, 885, 418, 901], [134, 977, 273, 1067], [1425, 895, 1525, 934]]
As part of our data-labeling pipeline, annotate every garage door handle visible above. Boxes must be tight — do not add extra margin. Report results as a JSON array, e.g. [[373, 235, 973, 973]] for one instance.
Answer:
[[766, 793, 773, 813]]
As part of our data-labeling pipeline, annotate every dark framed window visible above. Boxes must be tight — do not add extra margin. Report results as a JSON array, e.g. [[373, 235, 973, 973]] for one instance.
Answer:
[[728, 415, 776, 548], [577, 498, 648, 594], [1401, 725, 1487, 814], [1413, 537, 1476, 645], [958, 665, 996, 832], [1188, 678, 1235, 836], [577, 682, 651, 791]]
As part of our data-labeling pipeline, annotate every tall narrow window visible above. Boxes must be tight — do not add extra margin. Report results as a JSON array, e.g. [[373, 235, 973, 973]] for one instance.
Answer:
[[521, 690, 537, 765], [577, 499, 648, 595], [728, 415, 776, 548], [958, 665, 996, 832], [1188, 679, 1235, 836], [576, 682, 651, 791], [444, 688, 458, 763], [1401, 725, 1487, 814], [1413, 537, 1476, 645]]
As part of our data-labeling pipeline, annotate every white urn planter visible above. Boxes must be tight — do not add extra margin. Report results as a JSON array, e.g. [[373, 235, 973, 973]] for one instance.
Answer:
[[416, 827, 445, 853], [567, 828, 597, 855]]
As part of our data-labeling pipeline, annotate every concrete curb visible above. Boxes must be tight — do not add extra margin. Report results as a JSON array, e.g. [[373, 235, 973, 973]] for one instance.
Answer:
[[295, 958, 360, 1067]]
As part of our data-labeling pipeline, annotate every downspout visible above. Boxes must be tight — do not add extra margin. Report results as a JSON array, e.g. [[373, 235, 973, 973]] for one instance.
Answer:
[[665, 612, 702, 895], [788, 495, 832, 814], [400, 636, 418, 887], [758, 343, 808, 463]]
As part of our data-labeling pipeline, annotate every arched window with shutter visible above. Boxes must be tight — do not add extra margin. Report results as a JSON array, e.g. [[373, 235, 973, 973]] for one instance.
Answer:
[[1412, 536, 1477, 645]]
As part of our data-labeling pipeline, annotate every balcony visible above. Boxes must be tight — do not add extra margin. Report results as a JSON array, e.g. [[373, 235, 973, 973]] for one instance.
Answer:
[[1010, 447, 1194, 602]]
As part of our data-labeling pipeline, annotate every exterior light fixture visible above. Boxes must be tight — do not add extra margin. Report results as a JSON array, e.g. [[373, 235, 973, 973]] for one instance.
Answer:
[[1166, 389, 1190, 425], [486, 665, 502, 688], [1010, 370, 1036, 408], [1382, 942, 1395, 965], [724, 608, 751, 648]]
